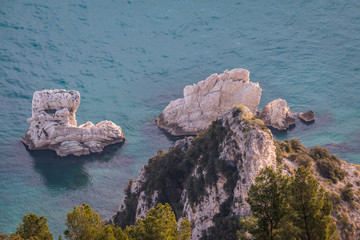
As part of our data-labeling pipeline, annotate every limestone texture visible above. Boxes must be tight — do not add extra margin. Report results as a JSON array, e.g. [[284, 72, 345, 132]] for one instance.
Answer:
[[22, 89, 125, 157], [112, 106, 277, 239], [258, 99, 296, 130], [155, 68, 262, 136], [112, 106, 360, 239]]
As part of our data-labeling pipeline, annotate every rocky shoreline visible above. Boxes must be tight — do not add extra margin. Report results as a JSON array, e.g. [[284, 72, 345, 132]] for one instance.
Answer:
[[156, 68, 314, 135]]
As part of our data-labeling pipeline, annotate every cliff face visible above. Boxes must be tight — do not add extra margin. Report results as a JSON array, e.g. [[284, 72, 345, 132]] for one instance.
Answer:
[[113, 106, 276, 239], [156, 69, 262, 136], [23, 89, 125, 157], [113, 108, 360, 240]]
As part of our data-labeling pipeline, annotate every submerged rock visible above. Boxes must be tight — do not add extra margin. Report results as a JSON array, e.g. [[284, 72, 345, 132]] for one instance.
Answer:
[[112, 106, 276, 239], [22, 89, 125, 157], [297, 110, 315, 123], [155, 68, 262, 136], [258, 99, 296, 130]]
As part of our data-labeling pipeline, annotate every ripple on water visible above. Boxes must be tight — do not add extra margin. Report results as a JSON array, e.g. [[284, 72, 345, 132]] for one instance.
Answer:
[[1, 0, 360, 236]]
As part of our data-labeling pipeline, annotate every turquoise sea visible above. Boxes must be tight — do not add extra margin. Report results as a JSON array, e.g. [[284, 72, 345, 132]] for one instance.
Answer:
[[1, 0, 360, 236]]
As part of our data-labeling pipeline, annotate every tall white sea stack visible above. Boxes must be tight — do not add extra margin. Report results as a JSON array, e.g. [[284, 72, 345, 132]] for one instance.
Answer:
[[156, 68, 262, 135]]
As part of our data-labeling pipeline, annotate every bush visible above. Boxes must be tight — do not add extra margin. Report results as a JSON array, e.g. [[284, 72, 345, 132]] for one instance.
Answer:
[[294, 153, 313, 168], [310, 146, 332, 160], [316, 158, 346, 183], [310, 146, 346, 183], [275, 139, 312, 167], [289, 138, 308, 153], [341, 184, 355, 205]]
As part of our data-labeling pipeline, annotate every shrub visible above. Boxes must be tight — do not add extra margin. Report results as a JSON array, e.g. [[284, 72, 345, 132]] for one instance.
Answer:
[[316, 158, 346, 183], [275, 139, 312, 167], [310, 146, 346, 183], [294, 153, 313, 168], [289, 138, 308, 153], [341, 184, 355, 205], [310, 146, 332, 160]]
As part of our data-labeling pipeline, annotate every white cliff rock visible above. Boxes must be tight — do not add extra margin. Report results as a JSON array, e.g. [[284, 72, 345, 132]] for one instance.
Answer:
[[156, 68, 262, 136], [258, 99, 296, 130], [22, 89, 125, 157], [113, 106, 276, 239]]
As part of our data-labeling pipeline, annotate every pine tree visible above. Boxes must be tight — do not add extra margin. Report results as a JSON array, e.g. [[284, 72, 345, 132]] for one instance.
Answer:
[[15, 213, 53, 240], [289, 166, 338, 240], [242, 167, 289, 240], [126, 203, 191, 240], [64, 203, 102, 240]]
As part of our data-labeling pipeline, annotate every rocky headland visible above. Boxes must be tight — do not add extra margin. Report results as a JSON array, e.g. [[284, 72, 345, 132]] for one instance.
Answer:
[[22, 89, 125, 157], [113, 106, 360, 240], [114, 106, 277, 239]]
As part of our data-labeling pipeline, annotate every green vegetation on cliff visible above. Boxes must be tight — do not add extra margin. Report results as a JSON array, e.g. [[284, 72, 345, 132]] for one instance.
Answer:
[[238, 167, 338, 240]]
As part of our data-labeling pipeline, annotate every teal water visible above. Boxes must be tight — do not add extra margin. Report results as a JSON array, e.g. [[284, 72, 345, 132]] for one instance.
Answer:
[[1, 0, 360, 236]]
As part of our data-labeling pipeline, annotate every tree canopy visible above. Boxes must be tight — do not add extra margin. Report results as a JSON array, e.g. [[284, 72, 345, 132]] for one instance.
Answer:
[[1, 203, 190, 240], [240, 166, 339, 240]]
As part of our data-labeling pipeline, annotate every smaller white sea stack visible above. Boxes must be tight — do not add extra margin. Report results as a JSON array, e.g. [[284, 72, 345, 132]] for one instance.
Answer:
[[258, 99, 296, 130], [22, 89, 125, 157], [156, 68, 262, 136]]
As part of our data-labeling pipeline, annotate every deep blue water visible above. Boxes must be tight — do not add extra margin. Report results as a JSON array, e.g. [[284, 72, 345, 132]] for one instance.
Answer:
[[1, 0, 360, 236]]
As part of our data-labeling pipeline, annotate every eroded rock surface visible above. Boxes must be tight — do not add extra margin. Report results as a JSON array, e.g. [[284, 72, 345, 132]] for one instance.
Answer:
[[22, 89, 125, 156], [112, 106, 276, 239], [156, 68, 262, 136], [258, 99, 296, 130]]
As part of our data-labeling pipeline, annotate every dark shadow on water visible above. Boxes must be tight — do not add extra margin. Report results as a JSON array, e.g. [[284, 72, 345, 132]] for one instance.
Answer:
[[271, 113, 334, 140], [321, 131, 360, 161], [144, 119, 185, 143], [25, 142, 125, 191], [267, 124, 296, 138], [154, 123, 191, 143]]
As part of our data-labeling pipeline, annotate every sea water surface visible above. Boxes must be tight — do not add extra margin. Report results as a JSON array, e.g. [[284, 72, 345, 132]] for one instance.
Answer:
[[1, 0, 360, 236]]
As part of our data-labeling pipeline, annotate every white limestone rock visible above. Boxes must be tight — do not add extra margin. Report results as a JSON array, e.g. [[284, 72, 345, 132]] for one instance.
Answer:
[[258, 99, 296, 130], [22, 89, 125, 157], [156, 68, 262, 136], [113, 106, 276, 239]]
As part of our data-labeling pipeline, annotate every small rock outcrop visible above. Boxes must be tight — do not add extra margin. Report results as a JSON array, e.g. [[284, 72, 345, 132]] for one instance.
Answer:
[[155, 68, 262, 136], [112, 106, 276, 239], [22, 89, 125, 157], [258, 99, 296, 130], [297, 110, 315, 123]]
